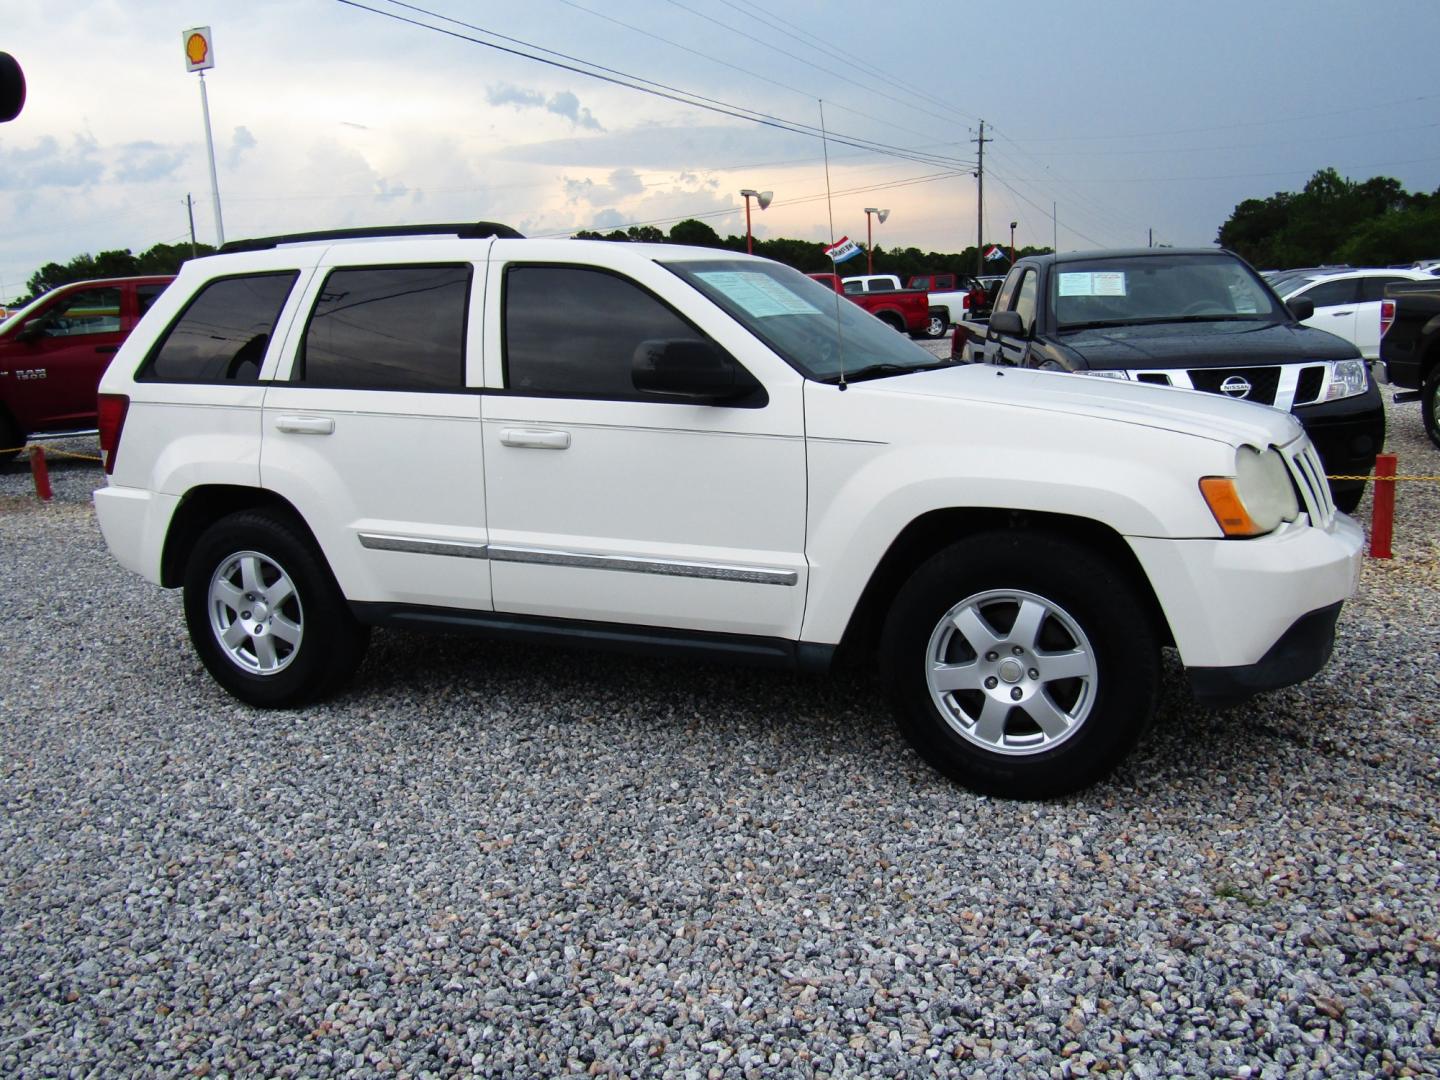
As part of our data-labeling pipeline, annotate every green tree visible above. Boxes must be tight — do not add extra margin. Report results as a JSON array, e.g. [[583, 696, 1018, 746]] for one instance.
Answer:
[[668, 218, 723, 247], [23, 240, 215, 300]]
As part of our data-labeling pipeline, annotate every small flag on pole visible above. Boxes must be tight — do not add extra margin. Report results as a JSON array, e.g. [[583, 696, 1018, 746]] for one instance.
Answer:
[[984, 245, 1007, 262], [825, 236, 863, 264]]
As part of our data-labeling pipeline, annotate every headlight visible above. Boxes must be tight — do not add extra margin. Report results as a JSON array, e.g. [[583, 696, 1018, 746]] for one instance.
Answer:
[[1325, 359, 1368, 400], [1199, 446, 1300, 537]]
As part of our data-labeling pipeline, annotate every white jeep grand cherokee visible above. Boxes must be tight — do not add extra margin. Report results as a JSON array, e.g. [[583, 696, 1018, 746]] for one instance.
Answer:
[[93, 223, 1363, 798]]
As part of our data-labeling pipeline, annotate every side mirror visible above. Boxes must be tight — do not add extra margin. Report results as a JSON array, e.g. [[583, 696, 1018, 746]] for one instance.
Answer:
[[632, 338, 756, 403], [989, 309, 1025, 336], [1287, 297, 1314, 322], [16, 317, 46, 342]]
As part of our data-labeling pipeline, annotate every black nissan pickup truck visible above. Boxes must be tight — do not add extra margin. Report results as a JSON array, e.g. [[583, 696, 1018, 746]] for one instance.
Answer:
[[1376, 278, 1440, 448], [960, 248, 1384, 512]]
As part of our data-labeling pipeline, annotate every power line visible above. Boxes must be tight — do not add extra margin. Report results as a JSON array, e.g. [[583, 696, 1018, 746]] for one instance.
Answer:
[[988, 172, 1109, 251], [335, 0, 976, 172]]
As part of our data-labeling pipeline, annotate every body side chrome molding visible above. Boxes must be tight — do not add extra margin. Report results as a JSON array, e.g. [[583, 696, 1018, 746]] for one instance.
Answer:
[[356, 533, 798, 586]]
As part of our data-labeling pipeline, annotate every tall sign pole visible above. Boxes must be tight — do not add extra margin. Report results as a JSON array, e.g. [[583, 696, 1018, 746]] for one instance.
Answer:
[[183, 27, 225, 247]]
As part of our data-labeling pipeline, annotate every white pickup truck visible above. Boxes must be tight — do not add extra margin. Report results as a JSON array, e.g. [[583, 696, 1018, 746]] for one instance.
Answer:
[[93, 224, 1362, 798], [842, 273, 970, 338]]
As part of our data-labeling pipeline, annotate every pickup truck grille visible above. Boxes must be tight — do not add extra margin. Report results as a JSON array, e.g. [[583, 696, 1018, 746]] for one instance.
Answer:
[[1285, 440, 1336, 528], [1126, 363, 1331, 410]]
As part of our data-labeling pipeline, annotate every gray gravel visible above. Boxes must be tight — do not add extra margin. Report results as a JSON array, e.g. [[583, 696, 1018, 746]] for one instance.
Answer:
[[1, 398, 1437, 1078]]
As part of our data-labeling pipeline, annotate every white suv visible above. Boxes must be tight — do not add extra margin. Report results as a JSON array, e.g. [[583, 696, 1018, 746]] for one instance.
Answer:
[[94, 224, 1363, 798]]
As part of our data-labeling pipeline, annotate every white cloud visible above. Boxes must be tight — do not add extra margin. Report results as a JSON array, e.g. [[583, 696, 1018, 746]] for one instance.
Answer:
[[485, 82, 603, 131]]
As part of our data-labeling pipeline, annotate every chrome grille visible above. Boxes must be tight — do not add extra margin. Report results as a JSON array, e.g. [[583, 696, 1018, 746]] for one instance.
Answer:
[[1285, 440, 1335, 528]]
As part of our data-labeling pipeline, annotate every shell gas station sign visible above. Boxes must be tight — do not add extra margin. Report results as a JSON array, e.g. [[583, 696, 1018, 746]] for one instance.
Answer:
[[182, 27, 215, 72]]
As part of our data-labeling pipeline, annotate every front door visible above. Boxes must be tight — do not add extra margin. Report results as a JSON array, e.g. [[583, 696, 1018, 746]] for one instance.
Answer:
[[479, 250, 808, 640], [6, 285, 126, 432]]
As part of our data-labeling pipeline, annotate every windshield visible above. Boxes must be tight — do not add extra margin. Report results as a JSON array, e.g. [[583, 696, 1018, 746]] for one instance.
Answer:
[[1051, 253, 1283, 330], [664, 259, 942, 381]]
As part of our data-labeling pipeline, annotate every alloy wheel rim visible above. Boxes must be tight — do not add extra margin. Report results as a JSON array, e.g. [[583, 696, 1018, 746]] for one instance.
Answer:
[[208, 550, 303, 675], [924, 588, 1097, 756]]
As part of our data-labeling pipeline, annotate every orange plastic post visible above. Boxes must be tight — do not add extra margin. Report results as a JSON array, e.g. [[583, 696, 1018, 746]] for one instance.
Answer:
[[1369, 453, 1396, 559], [29, 445, 52, 501]]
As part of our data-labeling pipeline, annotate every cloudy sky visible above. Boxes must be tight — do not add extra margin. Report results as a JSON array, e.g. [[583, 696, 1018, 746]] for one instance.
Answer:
[[3, 0, 1439, 296]]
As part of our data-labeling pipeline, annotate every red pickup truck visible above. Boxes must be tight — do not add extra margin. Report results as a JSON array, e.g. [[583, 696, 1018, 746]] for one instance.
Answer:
[[0, 275, 172, 461], [808, 272, 931, 336]]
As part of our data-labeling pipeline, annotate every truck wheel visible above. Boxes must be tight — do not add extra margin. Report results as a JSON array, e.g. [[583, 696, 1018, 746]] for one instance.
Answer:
[[183, 510, 369, 708], [880, 531, 1160, 799], [878, 312, 905, 333], [922, 310, 949, 339], [1424, 367, 1440, 451], [0, 411, 23, 465]]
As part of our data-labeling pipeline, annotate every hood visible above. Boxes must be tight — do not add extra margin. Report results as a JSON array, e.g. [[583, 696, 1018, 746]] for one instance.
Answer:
[[861, 363, 1303, 449], [1057, 319, 1358, 369]]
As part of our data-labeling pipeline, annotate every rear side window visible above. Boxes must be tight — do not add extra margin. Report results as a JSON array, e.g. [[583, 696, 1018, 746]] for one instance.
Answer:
[[1302, 279, 1359, 307], [298, 265, 470, 390], [140, 273, 297, 383], [505, 265, 737, 399], [1359, 276, 1404, 302]]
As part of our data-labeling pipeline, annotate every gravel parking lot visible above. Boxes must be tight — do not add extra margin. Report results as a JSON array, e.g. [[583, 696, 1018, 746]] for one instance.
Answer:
[[2, 393, 1436, 1078]]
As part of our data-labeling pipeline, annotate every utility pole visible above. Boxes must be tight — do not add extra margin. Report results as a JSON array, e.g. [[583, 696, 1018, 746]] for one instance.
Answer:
[[973, 119, 991, 276], [186, 193, 198, 259], [1148, 227, 1153, 249]]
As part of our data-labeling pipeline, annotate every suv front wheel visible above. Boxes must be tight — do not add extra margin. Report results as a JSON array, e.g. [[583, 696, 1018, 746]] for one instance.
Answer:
[[880, 531, 1160, 798], [182, 510, 369, 707]]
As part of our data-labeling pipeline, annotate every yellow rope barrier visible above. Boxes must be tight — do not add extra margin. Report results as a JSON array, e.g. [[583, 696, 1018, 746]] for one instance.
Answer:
[[1, 443, 103, 462]]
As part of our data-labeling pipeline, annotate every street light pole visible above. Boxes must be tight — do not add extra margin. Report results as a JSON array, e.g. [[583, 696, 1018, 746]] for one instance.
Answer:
[[1009, 220, 1017, 266], [863, 208, 890, 275], [739, 189, 772, 255]]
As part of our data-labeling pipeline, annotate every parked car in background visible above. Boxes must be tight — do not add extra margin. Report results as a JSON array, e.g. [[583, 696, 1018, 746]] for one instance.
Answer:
[[1270, 267, 1432, 359], [1377, 277, 1440, 448], [94, 225, 1363, 798], [840, 273, 956, 338], [0, 275, 173, 461], [956, 249, 1383, 513], [810, 272, 932, 336], [903, 273, 974, 335]]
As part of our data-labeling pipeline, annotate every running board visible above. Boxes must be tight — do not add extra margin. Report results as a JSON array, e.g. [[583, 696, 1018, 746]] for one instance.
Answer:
[[1391, 390, 1421, 404]]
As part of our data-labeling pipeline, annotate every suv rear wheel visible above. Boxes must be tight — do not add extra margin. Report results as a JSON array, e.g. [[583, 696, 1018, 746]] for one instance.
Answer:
[[183, 510, 369, 707], [880, 531, 1160, 798], [1424, 366, 1440, 451]]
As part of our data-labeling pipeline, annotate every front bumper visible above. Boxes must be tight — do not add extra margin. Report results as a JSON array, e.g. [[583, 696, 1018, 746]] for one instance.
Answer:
[[1188, 602, 1342, 705], [1127, 513, 1363, 696]]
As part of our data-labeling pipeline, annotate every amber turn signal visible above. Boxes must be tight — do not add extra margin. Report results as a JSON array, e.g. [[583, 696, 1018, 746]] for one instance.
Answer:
[[1199, 477, 1263, 537]]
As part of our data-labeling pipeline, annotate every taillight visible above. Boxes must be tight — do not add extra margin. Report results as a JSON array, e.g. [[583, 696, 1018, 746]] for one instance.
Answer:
[[98, 393, 129, 475], [1380, 299, 1396, 339]]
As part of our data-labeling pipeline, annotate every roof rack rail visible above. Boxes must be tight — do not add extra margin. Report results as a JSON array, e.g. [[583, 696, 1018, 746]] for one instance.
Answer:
[[218, 221, 524, 254]]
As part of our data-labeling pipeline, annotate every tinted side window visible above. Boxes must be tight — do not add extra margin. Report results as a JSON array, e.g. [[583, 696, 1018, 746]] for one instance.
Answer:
[[1303, 279, 1359, 307], [505, 265, 741, 400], [300, 265, 470, 390], [1013, 271, 1038, 330], [47, 288, 121, 336], [136, 284, 168, 315], [141, 273, 297, 383], [992, 269, 1022, 313], [1359, 277, 1404, 302]]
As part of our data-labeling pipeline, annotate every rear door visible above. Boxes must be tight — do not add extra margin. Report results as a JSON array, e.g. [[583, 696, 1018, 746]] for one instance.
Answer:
[[261, 244, 494, 611], [478, 246, 808, 640], [1298, 277, 1361, 348]]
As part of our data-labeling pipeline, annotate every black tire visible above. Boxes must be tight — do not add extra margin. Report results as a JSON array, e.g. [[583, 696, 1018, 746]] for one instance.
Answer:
[[183, 510, 369, 708], [0, 410, 23, 465], [1423, 366, 1440, 451], [879, 531, 1160, 799], [878, 312, 905, 333], [922, 309, 949, 339]]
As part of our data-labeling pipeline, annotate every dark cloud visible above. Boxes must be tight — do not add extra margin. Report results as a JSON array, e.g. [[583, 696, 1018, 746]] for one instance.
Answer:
[[0, 135, 103, 190], [227, 125, 257, 169], [486, 83, 602, 131]]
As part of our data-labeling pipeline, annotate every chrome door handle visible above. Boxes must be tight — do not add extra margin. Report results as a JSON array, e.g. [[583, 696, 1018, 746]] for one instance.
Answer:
[[1331, 310, 1353, 317], [500, 427, 570, 450], [275, 415, 335, 435]]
